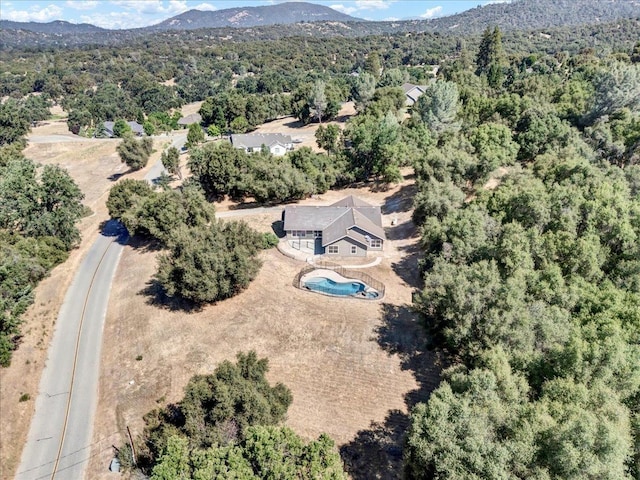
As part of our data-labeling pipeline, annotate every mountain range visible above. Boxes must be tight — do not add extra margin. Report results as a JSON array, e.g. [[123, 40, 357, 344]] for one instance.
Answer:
[[1, 0, 639, 48], [149, 2, 360, 30]]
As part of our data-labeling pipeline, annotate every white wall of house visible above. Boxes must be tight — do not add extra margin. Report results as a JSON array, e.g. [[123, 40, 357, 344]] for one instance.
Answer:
[[271, 144, 288, 156]]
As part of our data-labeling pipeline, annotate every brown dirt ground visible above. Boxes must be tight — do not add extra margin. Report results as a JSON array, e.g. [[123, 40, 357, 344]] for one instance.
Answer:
[[0, 119, 173, 480], [86, 170, 443, 479]]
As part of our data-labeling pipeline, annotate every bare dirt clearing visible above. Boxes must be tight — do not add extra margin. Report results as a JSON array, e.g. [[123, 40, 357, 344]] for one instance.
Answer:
[[87, 172, 442, 479]]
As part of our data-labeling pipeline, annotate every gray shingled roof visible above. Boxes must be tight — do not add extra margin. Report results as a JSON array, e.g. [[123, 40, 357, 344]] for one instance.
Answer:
[[231, 133, 292, 149], [103, 121, 144, 135], [401, 83, 428, 106], [178, 113, 202, 125], [321, 208, 385, 247], [283, 196, 385, 247], [330, 195, 373, 208]]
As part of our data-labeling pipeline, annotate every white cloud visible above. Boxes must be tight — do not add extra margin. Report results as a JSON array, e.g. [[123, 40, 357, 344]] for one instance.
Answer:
[[329, 4, 357, 15], [355, 0, 395, 10], [330, 0, 396, 15], [2, 4, 63, 22], [193, 2, 217, 11], [109, 0, 189, 16], [80, 11, 141, 29], [65, 0, 98, 10], [420, 6, 442, 19]]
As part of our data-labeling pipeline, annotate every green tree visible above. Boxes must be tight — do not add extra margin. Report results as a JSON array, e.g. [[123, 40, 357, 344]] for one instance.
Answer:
[[155, 221, 263, 304], [315, 124, 341, 154], [476, 26, 506, 88], [470, 123, 519, 180], [186, 122, 204, 148], [364, 51, 382, 79], [106, 179, 155, 220], [352, 72, 376, 111], [144, 351, 292, 460], [583, 62, 640, 125], [414, 81, 460, 135], [151, 427, 346, 480], [0, 99, 30, 146], [161, 146, 181, 179], [207, 124, 221, 138], [117, 136, 153, 171], [112, 119, 132, 138], [405, 351, 536, 480]]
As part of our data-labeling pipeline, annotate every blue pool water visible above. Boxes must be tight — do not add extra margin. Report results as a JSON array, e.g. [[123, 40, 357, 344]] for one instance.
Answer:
[[304, 277, 377, 298]]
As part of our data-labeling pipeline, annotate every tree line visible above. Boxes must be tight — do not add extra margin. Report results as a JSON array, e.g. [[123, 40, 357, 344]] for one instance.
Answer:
[[402, 27, 640, 480]]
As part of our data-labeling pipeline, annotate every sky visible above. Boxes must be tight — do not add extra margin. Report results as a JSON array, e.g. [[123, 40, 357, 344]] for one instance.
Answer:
[[0, 0, 510, 30]]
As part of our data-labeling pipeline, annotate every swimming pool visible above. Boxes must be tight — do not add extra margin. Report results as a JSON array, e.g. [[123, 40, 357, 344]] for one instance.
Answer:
[[304, 277, 378, 298]]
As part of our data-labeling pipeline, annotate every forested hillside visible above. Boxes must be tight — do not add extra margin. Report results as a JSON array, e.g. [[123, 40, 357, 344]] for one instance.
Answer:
[[1, 0, 638, 48]]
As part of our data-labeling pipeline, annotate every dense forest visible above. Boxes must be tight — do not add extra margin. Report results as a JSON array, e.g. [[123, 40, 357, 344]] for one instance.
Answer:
[[1, 3, 640, 477]]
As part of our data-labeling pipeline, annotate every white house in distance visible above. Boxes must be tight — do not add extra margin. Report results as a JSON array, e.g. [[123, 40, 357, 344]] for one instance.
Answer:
[[283, 196, 385, 257], [231, 133, 293, 156]]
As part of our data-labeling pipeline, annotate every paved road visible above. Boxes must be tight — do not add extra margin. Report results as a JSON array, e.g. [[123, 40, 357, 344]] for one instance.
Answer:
[[16, 134, 186, 480], [16, 221, 127, 480], [16, 131, 281, 479]]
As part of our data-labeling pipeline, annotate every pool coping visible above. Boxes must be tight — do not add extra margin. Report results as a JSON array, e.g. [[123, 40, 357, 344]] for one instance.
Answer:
[[300, 269, 382, 300]]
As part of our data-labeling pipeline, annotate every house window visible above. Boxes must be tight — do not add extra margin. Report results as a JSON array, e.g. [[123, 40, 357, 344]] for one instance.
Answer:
[[327, 245, 339, 254], [314, 231, 322, 238], [369, 239, 382, 248], [291, 230, 306, 238], [351, 245, 357, 254]]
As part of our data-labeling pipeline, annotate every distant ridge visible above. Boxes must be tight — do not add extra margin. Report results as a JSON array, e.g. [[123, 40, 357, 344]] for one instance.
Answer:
[[1, 0, 639, 48], [149, 2, 363, 30], [0, 19, 105, 34]]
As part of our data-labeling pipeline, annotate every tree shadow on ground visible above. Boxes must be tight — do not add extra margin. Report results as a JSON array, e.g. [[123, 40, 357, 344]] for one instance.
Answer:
[[340, 303, 445, 479], [108, 172, 125, 182], [390, 239, 422, 288], [382, 181, 417, 216], [139, 278, 203, 313]]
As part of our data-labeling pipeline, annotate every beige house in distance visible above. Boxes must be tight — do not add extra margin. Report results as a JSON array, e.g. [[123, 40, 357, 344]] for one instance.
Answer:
[[283, 196, 385, 257]]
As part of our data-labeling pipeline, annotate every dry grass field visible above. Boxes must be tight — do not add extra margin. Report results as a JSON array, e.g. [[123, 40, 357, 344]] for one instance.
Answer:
[[86, 174, 443, 479], [0, 103, 440, 480]]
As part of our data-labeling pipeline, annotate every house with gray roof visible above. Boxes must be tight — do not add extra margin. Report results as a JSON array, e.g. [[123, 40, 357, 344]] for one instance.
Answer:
[[177, 113, 202, 126], [231, 133, 293, 156], [402, 83, 429, 107], [283, 196, 385, 257], [102, 121, 144, 137]]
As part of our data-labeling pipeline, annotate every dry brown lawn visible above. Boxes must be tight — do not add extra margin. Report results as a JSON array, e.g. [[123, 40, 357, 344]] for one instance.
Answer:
[[0, 102, 440, 480], [86, 172, 442, 479]]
